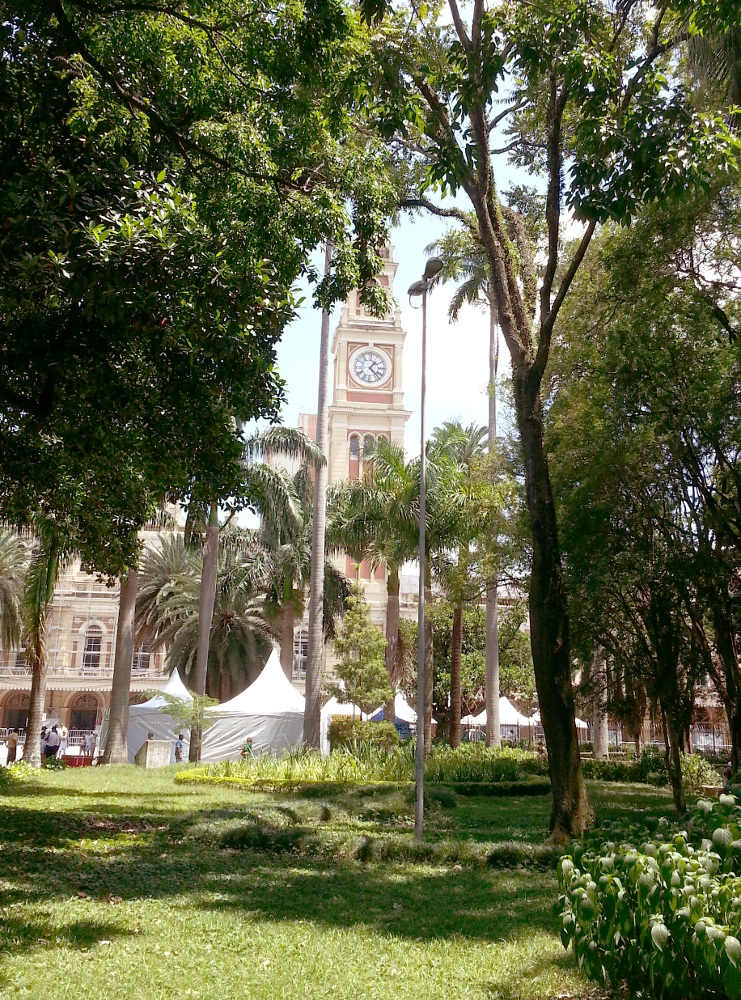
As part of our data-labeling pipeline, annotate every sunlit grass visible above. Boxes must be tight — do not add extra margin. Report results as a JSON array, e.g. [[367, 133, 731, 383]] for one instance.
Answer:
[[0, 766, 671, 999]]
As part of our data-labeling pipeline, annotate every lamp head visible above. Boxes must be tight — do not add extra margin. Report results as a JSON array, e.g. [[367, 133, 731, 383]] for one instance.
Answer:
[[423, 257, 443, 280], [407, 279, 424, 300]]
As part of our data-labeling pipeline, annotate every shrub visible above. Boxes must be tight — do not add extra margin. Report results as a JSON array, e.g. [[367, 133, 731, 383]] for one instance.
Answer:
[[559, 795, 741, 999], [328, 719, 399, 752], [681, 752, 721, 794], [175, 742, 548, 788]]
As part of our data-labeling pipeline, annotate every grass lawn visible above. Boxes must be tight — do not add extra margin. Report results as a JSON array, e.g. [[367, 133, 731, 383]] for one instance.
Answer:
[[0, 767, 673, 1000]]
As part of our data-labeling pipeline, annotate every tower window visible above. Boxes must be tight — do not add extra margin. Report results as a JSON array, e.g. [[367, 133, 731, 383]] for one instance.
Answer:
[[132, 644, 151, 675], [82, 627, 103, 674], [293, 628, 308, 681]]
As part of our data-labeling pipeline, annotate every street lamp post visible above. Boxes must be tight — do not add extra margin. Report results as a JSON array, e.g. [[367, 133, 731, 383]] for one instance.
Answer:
[[408, 256, 442, 843]]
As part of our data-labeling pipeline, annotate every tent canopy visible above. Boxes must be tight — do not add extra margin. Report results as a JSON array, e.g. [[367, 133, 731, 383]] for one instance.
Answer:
[[212, 650, 305, 716], [321, 696, 366, 720], [461, 697, 531, 728], [530, 710, 588, 730], [133, 668, 192, 711], [200, 650, 305, 761], [370, 693, 436, 725]]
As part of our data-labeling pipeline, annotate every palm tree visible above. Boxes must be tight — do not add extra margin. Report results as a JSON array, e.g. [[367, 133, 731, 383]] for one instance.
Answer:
[[0, 529, 26, 651], [189, 425, 323, 759], [427, 224, 502, 746], [22, 521, 70, 767], [429, 422, 489, 746], [258, 464, 349, 681], [138, 531, 271, 700], [327, 438, 419, 721]]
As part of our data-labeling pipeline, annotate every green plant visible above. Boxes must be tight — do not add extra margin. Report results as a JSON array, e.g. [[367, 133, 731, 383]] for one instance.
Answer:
[[681, 753, 722, 794], [559, 795, 741, 998], [327, 719, 399, 752]]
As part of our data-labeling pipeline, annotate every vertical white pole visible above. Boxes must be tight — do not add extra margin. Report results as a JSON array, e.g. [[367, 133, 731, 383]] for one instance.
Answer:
[[415, 277, 427, 841]]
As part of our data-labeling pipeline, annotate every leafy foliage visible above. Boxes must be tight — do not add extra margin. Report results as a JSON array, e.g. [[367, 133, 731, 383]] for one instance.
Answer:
[[327, 719, 399, 752], [331, 583, 392, 715], [179, 742, 548, 786], [155, 692, 220, 737], [559, 793, 741, 998]]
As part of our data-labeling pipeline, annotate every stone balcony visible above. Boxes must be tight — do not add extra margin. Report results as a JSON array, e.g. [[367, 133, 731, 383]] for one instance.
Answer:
[[0, 661, 170, 693]]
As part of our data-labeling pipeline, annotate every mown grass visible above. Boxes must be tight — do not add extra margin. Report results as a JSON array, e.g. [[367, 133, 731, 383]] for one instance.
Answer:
[[0, 767, 672, 999]]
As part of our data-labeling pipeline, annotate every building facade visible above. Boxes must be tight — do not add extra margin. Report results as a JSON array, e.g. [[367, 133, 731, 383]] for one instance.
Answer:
[[0, 532, 171, 735]]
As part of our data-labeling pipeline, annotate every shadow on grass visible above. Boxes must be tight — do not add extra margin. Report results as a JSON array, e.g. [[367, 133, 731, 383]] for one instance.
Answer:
[[0, 913, 133, 959]]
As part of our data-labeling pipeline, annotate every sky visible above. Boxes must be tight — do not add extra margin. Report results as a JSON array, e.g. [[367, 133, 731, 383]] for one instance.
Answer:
[[272, 207, 514, 455]]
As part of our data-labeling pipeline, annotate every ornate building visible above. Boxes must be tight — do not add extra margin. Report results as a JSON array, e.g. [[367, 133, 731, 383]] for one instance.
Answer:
[[0, 530, 171, 735]]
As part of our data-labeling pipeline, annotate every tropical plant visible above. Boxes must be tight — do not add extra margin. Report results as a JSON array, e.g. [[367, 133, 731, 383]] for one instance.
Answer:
[[256, 462, 349, 682], [331, 583, 393, 716], [559, 794, 741, 999], [21, 521, 71, 768], [327, 437, 419, 707], [136, 532, 270, 702], [427, 224, 508, 745], [0, 529, 26, 651]]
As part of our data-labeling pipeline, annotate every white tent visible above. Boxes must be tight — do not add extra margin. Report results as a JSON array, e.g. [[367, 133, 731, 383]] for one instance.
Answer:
[[125, 668, 193, 763], [201, 650, 305, 761], [369, 693, 436, 727], [530, 710, 588, 730], [461, 697, 531, 730], [319, 696, 367, 755]]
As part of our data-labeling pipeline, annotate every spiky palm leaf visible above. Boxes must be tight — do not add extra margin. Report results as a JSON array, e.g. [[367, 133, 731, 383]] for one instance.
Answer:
[[0, 529, 26, 650], [138, 531, 270, 698]]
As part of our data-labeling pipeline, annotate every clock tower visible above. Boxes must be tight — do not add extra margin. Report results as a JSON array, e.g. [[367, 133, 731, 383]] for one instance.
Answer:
[[327, 245, 410, 485]]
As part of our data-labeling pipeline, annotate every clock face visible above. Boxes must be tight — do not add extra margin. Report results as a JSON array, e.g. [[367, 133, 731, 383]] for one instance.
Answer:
[[351, 348, 389, 386]]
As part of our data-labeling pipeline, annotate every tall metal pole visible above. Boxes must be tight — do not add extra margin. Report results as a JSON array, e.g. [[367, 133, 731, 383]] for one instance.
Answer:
[[415, 276, 427, 842], [304, 238, 333, 748]]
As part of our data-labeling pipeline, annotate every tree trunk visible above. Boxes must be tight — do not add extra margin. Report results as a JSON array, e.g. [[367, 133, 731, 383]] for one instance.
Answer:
[[424, 573, 433, 753], [592, 652, 609, 761], [304, 239, 333, 748], [279, 607, 295, 681], [102, 568, 138, 765], [663, 705, 687, 815], [513, 373, 592, 838], [450, 603, 463, 748], [189, 501, 219, 762], [384, 564, 400, 725], [485, 300, 501, 747], [713, 606, 741, 771], [24, 652, 47, 768]]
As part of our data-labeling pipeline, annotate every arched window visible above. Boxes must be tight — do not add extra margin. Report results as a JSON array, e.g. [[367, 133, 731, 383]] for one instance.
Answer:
[[82, 626, 102, 674], [348, 435, 360, 480], [132, 644, 151, 675], [293, 627, 308, 681], [69, 693, 99, 732], [3, 692, 30, 730], [363, 434, 375, 455]]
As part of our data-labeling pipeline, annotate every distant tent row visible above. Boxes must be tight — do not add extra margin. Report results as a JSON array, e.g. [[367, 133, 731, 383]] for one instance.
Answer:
[[461, 700, 589, 741], [122, 657, 585, 763]]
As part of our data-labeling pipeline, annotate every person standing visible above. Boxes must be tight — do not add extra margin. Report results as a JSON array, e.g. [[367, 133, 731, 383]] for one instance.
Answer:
[[175, 733, 184, 763], [45, 726, 60, 759], [5, 729, 18, 764], [57, 722, 68, 759], [40, 726, 47, 758]]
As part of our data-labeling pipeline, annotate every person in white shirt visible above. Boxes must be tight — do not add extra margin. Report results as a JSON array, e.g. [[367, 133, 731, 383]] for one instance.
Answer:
[[57, 723, 68, 758], [45, 726, 60, 759]]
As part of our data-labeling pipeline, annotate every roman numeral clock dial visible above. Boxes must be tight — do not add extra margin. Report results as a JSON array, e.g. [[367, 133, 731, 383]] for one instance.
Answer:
[[351, 348, 389, 386]]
